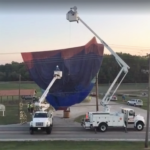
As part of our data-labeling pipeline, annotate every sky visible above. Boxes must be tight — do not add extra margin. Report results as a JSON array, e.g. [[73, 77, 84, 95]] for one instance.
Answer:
[[0, 0, 150, 64]]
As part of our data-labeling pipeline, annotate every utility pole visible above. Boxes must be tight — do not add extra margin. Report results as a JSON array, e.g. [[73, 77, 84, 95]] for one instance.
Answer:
[[145, 54, 150, 148], [18, 74, 21, 116], [96, 73, 99, 111], [19, 74, 21, 101]]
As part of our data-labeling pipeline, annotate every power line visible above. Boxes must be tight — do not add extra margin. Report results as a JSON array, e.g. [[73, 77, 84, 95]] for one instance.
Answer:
[[0, 57, 149, 64], [0, 45, 149, 55], [109, 44, 150, 49], [0, 49, 149, 55]]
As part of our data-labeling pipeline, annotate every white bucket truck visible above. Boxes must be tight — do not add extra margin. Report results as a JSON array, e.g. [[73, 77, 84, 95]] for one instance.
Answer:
[[29, 66, 62, 134], [81, 108, 145, 132], [66, 6, 145, 132]]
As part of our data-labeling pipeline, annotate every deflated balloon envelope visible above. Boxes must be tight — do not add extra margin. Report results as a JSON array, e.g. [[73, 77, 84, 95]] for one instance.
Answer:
[[21, 37, 104, 110]]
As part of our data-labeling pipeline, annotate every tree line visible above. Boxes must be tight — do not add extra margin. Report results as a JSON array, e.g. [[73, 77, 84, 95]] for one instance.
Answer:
[[0, 53, 149, 83]]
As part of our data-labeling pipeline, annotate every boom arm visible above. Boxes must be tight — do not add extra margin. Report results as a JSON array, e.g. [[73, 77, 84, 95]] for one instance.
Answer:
[[66, 6, 130, 112], [35, 66, 62, 111]]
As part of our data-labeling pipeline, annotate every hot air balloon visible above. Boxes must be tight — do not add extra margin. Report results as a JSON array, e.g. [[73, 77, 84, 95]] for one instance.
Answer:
[[21, 37, 104, 110]]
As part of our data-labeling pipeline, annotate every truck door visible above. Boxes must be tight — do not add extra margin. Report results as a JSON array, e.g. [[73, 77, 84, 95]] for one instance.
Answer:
[[127, 110, 135, 123]]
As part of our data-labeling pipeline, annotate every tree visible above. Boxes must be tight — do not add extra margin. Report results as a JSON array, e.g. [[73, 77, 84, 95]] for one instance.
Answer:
[[0, 53, 149, 83], [0, 72, 6, 81]]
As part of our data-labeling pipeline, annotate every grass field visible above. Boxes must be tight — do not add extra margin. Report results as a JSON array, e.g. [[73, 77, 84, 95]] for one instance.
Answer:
[[0, 82, 148, 96], [0, 82, 148, 124], [93, 83, 148, 93], [0, 104, 32, 125], [0, 82, 148, 102], [74, 114, 85, 123], [0, 82, 40, 90], [0, 82, 41, 99], [0, 141, 148, 150], [82, 96, 91, 103]]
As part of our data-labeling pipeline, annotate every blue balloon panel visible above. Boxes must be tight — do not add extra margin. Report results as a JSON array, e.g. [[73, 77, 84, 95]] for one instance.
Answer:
[[21, 37, 104, 110]]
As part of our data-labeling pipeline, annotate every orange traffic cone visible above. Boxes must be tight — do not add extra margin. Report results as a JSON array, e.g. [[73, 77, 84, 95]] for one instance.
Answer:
[[85, 113, 88, 119]]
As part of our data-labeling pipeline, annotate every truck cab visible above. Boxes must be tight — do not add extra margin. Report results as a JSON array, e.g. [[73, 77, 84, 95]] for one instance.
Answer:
[[121, 108, 145, 131], [29, 111, 53, 134], [121, 108, 135, 123]]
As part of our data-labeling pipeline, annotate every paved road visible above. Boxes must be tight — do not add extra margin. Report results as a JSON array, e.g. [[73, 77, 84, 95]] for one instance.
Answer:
[[0, 123, 149, 141]]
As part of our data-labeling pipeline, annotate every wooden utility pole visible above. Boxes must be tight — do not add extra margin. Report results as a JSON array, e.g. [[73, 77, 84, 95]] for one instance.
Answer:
[[18, 74, 21, 116], [145, 54, 150, 148], [96, 73, 99, 111], [19, 74, 21, 101]]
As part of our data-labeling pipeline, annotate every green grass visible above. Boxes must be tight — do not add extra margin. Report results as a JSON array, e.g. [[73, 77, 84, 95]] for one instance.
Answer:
[[0, 104, 32, 125], [0, 82, 39, 90], [82, 96, 91, 103], [92, 83, 148, 94], [74, 115, 85, 123], [0, 82, 148, 100], [0, 82, 45, 124], [0, 141, 148, 150], [0, 82, 148, 125], [0, 82, 148, 97]]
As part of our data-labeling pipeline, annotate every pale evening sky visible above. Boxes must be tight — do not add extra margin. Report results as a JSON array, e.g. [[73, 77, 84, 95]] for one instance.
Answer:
[[0, 0, 150, 64]]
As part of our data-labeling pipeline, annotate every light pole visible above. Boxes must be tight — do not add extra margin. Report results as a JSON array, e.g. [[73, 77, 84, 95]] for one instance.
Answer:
[[145, 54, 150, 148]]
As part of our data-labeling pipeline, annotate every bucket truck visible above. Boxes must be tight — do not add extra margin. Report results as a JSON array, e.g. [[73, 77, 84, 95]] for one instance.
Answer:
[[29, 66, 62, 134], [66, 6, 145, 132]]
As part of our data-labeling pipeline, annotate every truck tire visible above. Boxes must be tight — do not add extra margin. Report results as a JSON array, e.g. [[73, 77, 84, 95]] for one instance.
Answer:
[[136, 122, 144, 131], [30, 128, 34, 134], [99, 123, 107, 132], [46, 126, 52, 134]]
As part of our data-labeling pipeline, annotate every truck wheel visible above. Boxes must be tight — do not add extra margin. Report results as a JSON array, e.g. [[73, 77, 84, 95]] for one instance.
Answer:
[[46, 126, 52, 134], [136, 122, 144, 131], [99, 123, 107, 132], [30, 129, 34, 134]]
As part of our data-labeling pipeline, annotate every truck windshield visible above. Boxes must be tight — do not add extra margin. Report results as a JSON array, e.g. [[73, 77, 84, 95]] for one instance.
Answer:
[[34, 113, 48, 118], [129, 110, 135, 116]]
